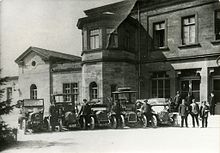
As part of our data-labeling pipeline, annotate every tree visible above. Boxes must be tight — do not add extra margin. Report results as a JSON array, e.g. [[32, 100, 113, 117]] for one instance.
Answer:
[[0, 77, 15, 146]]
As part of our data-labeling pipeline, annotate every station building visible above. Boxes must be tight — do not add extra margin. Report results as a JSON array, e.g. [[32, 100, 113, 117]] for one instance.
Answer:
[[2, 0, 219, 115], [77, 0, 220, 113]]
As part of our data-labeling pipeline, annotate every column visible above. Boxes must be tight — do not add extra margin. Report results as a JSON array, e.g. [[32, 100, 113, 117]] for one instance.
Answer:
[[200, 67, 208, 102], [167, 70, 176, 98]]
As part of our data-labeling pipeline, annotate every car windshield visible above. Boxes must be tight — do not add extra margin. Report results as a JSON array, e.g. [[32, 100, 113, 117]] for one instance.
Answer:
[[151, 105, 168, 114], [114, 92, 136, 104]]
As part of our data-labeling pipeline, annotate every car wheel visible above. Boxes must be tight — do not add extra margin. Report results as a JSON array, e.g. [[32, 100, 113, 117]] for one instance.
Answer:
[[89, 116, 95, 130], [110, 116, 117, 129], [141, 115, 148, 128], [80, 117, 86, 130], [172, 114, 179, 127], [59, 119, 63, 132], [151, 115, 157, 128], [120, 115, 125, 129]]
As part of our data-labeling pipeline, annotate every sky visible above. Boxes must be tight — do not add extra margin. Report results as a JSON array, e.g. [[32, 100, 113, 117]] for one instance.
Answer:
[[0, 0, 123, 77]]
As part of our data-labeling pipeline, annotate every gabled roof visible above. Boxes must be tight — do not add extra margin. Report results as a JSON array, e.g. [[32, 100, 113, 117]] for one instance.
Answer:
[[15, 46, 81, 64], [84, 1, 132, 17]]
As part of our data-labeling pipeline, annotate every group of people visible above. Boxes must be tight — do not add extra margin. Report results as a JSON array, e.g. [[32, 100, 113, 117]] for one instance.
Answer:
[[173, 91, 216, 128]]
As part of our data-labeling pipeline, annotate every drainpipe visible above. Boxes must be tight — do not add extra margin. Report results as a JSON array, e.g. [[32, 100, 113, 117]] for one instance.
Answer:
[[137, 1, 141, 99]]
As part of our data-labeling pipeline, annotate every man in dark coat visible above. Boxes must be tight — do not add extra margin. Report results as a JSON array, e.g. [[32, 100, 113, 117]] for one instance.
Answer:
[[210, 92, 216, 115], [173, 91, 182, 112], [200, 101, 209, 128], [140, 100, 152, 126], [79, 99, 91, 116], [49, 103, 58, 131], [185, 92, 193, 107], [179, 99, 189, 127], [190, 98, 199, 127], [112, 100, 123, 118]]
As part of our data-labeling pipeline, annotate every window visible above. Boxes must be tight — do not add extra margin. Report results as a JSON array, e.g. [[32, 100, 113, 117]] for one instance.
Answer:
[[30, 84, 37, 99], [181, 80, 200, 101], [213, 79, 220, 103], [106, 28, 118, 48], [182, 15, 196, 45], [6, 87, 12, 100], [90, 82, 98, 100], [151, 72, 170, 98], [215, 10, 220, 40], [63, 83, 71, 102], [72, 83, 78, 103], [31, 61, 36, 67], [63, 83, 78, 103], [89, 29, 100, 49], [154, 21, 165, 48], [82, 30, 87, 50]]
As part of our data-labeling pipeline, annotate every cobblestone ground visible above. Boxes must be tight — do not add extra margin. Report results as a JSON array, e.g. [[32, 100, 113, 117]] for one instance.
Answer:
[[2, 115, 220, 153]]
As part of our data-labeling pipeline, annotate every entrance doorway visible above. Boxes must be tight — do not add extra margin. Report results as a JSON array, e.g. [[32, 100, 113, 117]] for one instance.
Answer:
[[210, 67, 220, 114], [180, 79, 200, 102]]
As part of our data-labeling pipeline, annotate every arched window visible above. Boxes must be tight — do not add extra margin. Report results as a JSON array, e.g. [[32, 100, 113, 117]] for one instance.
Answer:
[[30, 84, 37, 99], [90, 82, 98, 100]]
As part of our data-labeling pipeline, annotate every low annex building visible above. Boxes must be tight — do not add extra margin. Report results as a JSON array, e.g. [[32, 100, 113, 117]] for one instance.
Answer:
[[15, 47, 82, 116]]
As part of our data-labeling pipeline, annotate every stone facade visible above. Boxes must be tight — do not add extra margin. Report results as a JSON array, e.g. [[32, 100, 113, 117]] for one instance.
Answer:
[[77, 0, 220, 113], [132, 0, 220, 114]]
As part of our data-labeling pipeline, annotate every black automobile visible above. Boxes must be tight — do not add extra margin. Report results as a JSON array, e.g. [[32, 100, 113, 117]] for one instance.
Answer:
[[111, 88, 147, 128], [146, 98, 179, 127], [78, 100, 112, 130], [52, 94, 79, 131], [18, 99, 50, 133]]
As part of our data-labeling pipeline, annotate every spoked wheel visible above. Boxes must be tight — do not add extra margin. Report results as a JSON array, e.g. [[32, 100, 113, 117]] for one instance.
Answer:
[[141, 115, 148, 128], [80, 117, 86, 130], [119, 115, 125, 129], [151, 115, 158, 128], [89, 116, 95, 130], [110, 116, 117, 129], [172, 114, 179, 127]]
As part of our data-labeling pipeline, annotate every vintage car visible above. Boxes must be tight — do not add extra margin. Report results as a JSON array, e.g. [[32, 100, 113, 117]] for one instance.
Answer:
[[78, 100, 112, 130], [51, 94, 79, 131], [18, 99, 50, 133], [144, 98, 179, 127], [111, 88, 147, 128]]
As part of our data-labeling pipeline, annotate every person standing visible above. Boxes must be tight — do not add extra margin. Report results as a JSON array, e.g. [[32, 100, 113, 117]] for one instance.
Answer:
[[190, 98, 199, 127], [49, 103, 57, 131], [200, 101, 209, 128], [173, 91, 182, 112], [179, 99, 189, 127], [185, 92, 193, 107], [140, 100, 152, 126], [210, 92, 216, 115], [79, 99, 90, 116]]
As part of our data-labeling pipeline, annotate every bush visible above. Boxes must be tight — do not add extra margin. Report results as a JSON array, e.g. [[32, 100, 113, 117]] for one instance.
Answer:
[[0, 77, 17, 147]]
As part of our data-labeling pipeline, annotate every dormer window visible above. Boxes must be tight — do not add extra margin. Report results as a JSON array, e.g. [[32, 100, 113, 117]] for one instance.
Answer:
[[153, 21, 166, 48], [89, 29, 101, 49], [106, 28, 118, 48]]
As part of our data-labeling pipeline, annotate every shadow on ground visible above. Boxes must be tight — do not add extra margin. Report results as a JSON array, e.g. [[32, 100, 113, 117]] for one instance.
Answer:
[[1, 140, 77, 152]]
